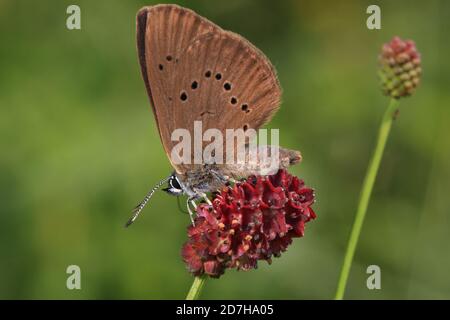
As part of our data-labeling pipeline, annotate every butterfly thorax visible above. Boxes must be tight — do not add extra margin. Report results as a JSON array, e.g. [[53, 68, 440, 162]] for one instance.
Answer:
[[176, 164, 227, 198]]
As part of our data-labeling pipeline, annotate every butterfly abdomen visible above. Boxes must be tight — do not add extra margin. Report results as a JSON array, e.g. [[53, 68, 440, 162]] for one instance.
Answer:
[[234, 145, 301, 178], [189, 145, 302, 184]]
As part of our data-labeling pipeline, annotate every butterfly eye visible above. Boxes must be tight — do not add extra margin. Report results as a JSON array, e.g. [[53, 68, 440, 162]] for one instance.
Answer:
[[205, 70, 211, 78], [162, 175, 184, 196], [180, 91, 188, 101], [243, 124, 249, 131], [215, 73, 222, 80], [166, 55, 173, 61], [241, 104, 249, 112], [158, 64, 163, 71], [170, 176, 182, 190], [224, 82, 231, 91], [191, 81, 198, 90], [230, 97, 237, 105]]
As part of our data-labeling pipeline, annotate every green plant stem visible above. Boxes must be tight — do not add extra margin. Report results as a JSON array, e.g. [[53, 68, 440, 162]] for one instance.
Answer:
[[186, 276, 207, 300], [335, 98, 400, 300]]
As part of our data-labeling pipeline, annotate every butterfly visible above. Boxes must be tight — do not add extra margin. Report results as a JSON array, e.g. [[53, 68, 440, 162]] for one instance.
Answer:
[[126, 4, 301, 226]]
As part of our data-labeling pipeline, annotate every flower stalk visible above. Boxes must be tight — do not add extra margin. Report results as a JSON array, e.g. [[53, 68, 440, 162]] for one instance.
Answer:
[[335, 36, 421, 299], [335, 98, 399, 300], [186, 276, 207, 300]]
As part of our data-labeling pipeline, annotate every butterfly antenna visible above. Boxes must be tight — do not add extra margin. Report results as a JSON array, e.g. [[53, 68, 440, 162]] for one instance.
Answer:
[[125, 176, 171, 227]]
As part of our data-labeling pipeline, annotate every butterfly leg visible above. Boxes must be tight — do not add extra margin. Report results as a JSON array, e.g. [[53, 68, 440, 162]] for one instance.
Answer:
[[199, 192, 212, 205], [186, 191, 212, 225], [186, 197, 197, 225]]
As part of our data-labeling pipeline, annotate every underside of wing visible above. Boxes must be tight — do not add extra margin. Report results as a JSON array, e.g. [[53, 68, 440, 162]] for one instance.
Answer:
[[136, 4, 221, 172], [137, 5, 282, 175], [169, 31, 282, 171]]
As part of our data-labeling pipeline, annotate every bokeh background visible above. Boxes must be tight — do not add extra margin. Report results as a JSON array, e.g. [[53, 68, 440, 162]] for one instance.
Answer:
[[1, 0, 449, 299]]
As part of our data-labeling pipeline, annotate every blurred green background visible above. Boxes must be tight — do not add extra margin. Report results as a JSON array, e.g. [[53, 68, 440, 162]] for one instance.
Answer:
[[1, 0, 449, 299]]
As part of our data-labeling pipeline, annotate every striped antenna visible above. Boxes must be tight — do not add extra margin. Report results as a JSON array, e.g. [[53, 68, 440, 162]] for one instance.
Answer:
[[125, 175, 171, 227]]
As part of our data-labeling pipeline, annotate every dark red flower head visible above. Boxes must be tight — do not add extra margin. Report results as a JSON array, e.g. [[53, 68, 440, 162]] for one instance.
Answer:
[[379, 36, 422, 99], [181, 169, 316, 278]]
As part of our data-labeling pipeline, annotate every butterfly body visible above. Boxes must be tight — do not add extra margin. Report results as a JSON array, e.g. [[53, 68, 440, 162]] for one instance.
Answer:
[[127, 4, 301, 226], [172, 145, 302, 198]]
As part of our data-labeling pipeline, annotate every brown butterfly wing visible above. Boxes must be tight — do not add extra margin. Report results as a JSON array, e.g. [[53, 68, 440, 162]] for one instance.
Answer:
[[136, 4, 220, 172], [170, 31, 282, 172]]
